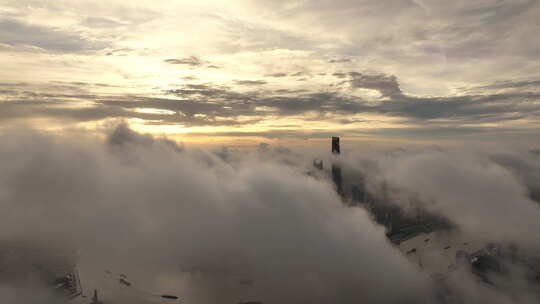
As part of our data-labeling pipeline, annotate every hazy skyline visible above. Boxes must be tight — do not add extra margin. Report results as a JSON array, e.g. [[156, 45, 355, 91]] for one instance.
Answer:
[[1, 0, 540, 147]]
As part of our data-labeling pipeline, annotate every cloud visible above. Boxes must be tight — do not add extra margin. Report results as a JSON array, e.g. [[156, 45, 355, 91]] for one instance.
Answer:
[[365, 150, 540, 246], [105, 47, 134, 56], [472, 79, 540, 92], [164, 57, 220, 69], [182, 76, 198, 81], [291, 71, 307, 77], [329, 58, 352, 63], [491, 152, 540, 203], [0, 18, 111, 53], [211, 14, 317, 53], [330, 144, 540, 302], [0, 124, 432, 304], [1, 71, 540, 140], [265, 72, 288, 78], [82, 17, 126, 28], [234, 80, 268, 86], [164, 56, 203, 67], [332, 72, 348, 79], [0, 1, 539, 144], [2, 124, 540, 302], [349, 72, 403, 97]]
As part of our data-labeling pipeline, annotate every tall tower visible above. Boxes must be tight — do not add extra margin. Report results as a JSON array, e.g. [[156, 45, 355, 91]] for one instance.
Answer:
[[332, 137, 340, 155], [331, 137, 344, 197]]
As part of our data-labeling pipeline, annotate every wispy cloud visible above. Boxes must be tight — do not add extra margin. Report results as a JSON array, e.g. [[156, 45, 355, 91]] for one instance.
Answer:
[[164, 56, 203, 67], [0, 18, 111, 53]]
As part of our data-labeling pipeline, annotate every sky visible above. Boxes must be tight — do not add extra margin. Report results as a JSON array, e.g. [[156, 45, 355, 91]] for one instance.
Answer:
[[1, 0, 540, 146]]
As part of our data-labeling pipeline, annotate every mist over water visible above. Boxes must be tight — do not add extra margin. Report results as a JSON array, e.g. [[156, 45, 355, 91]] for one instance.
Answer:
[[1, 124, 539, 303]]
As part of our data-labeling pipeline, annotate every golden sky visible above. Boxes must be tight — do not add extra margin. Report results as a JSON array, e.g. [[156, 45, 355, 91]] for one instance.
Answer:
[[1, 0, 540, 146]]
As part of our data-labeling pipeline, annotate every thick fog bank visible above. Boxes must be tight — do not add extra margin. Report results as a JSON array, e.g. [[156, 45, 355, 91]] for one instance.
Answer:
[[1, 124, 539, 303], [0, 125, 429, 304]]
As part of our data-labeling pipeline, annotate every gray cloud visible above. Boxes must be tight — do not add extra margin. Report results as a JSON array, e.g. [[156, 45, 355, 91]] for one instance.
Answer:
[[329, 58, 352, 63], [164, 57, 220, 69], [473, 79, 540, 91], [0, 124, 432, 304], [0, 18, 111, 53], [250, 0, 540, 87], [2, 124, 540, 302], [105, 47, 134, 56], [265, 72, 288, 78], [364, 149, 540, 245], [164, 56, 203, 66], [182, 76, 198, 81], [338, 144, 540, 302], [291, 71, 307, 77], [332, 72, 348, 79], [1, 71, 540, 139], [349, 72, 403, 97], [234, 80, 268, 86]]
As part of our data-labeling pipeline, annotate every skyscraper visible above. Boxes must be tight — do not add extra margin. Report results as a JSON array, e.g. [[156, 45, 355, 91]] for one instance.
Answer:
[[331, 137, 343, 196], [332, 164, 344, 197], [332, 137, 340, 155]]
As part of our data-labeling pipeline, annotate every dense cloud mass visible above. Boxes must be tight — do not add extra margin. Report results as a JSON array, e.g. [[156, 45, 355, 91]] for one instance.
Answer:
[[352, 149, 540, 246], [1, 124, 540, 303], [0, 124, 430, 304]]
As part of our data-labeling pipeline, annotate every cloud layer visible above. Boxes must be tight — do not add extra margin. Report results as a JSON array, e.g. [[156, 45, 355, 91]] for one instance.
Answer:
[[1, 124, 540, 303], [0, 124, 432, 304], [1, 1, 540, 141]]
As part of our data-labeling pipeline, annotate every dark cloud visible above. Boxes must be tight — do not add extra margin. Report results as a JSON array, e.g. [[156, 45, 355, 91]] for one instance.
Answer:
[[332, 72, 348, 79], [164, 57, 220, 69], [377, 92, 540, 121], [530, 149, 540, 157], [0, 18, 111, 53], [473, 79, 540, 91], [265, 72, 288, 78], [2, 72, 540, 139], [234, 80, 268, 86], [164, 56, 203, 67], [348, 72, 402, 97], [105, 48, 134, 56], [329, 58, 352, 63]]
